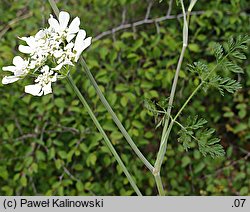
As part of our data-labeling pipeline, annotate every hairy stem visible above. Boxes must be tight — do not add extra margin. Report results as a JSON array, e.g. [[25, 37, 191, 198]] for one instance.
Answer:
[[67, 74, 142, 196], [47, 0, 153, 173]]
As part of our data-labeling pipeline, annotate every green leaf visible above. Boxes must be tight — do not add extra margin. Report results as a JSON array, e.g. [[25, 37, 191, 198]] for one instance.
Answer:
[[86, 154, 97, 166], [36, 150, 46, 161], [188, 116, 208, 130], [213, 43, 223, 62], [189, 43, 200, 52], [178, 116, 225, 158], [0, 166, 8, 180], [54, 98, 65, 108], [231, 51, 246, 60], [181, 156, 191, 167], [194, 162, 205, 174], [115, 84, 129, 92], [197, 128, 225, 158], [219, 77, 241, 95], [20, 175, 27, 187], [120, 96, 128, 107], [58, 151, 68, 159], [223, 60, 244, 73], [207, 76, 241, 96], [178, 130, 192, 151], [76, 181, 84, 192], [144, 98, 157, 116], [102, 121, 117, 131], [55, 159, 63, 169], [233, 123, 248, 134], [224, 35, 249, 53], [48, 147, 55, 160], [188, 61, 209, 80]]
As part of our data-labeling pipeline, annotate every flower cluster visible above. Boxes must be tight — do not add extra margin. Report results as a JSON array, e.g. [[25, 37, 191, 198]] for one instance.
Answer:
[[2, 11, 92, 96]]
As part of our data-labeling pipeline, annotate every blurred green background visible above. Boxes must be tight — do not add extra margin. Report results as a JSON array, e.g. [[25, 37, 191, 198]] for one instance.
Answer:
[[0, 0, 249, 195]]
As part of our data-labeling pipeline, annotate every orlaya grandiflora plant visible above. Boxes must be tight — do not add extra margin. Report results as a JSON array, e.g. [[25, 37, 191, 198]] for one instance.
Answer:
[[2, 11, 91, 96], [2, 0, 248, 196]]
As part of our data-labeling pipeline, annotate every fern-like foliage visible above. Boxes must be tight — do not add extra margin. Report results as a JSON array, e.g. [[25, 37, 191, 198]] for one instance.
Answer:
[[144, 98, 170, 128], [179, 35, 249, 158], [178, 116, 225, 158], [206, 76, 242, 96], [188, 61, 209, 81], [188, 35, 249, 96]]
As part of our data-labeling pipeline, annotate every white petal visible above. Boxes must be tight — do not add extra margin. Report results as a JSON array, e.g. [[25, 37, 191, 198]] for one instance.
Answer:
[[20, 36, 36, 47], [74, 37, 92, 62], [19, 45, 33, 54], [2, 76, 20, 84], [41, 65, 50, 73], [15, 69, 27, 77], [74, 30, 86, 51], [53, 50, 63, 58], [66, 34, 76, 43], [13, 56, 24, 67], [43, 82, 52, 95], [28, 61, 36, 69], [82, 37, 92, 49], [35, 30, 46, 40], [59, 11, 70, 30], [48, 15, 60, 31], [68, 17, 80, 34], [19, 36, 29, 42], [2, 66, 16, 72], [52, 63, 64, 71], [51, 73, 58, 82], [52, 61, 73, 70], [65, 42, 74, 50], [25, 84, 42, 96]]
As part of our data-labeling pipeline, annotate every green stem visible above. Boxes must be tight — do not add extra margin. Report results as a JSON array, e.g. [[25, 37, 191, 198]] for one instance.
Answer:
[[48, 0, 59, 16], [79, 58, 154, 172], [66, 74, 142, 196], [154, 121, 174, 172], [47, 0, 153, 173], [160, 0, 188, 145], [160, 45, 186, 143], [153, 0, 189, 194], [173, 83, 203, 121], [154, 173, 165, 196]]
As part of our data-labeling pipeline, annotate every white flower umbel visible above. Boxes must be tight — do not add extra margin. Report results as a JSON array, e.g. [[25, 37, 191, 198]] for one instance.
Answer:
[[25, 65, 57, 96], [2, 56, 29, 84], [2, 10, 92, 96]]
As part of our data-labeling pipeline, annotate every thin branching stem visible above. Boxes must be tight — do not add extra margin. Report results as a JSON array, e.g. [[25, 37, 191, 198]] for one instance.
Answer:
[[67, 74, 142, 196], [79, 58, 154, 172], [153, 0, 197, 195]]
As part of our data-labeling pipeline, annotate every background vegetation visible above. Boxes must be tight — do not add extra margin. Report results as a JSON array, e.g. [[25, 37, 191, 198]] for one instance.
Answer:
[[0, 0, 249, 195]]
